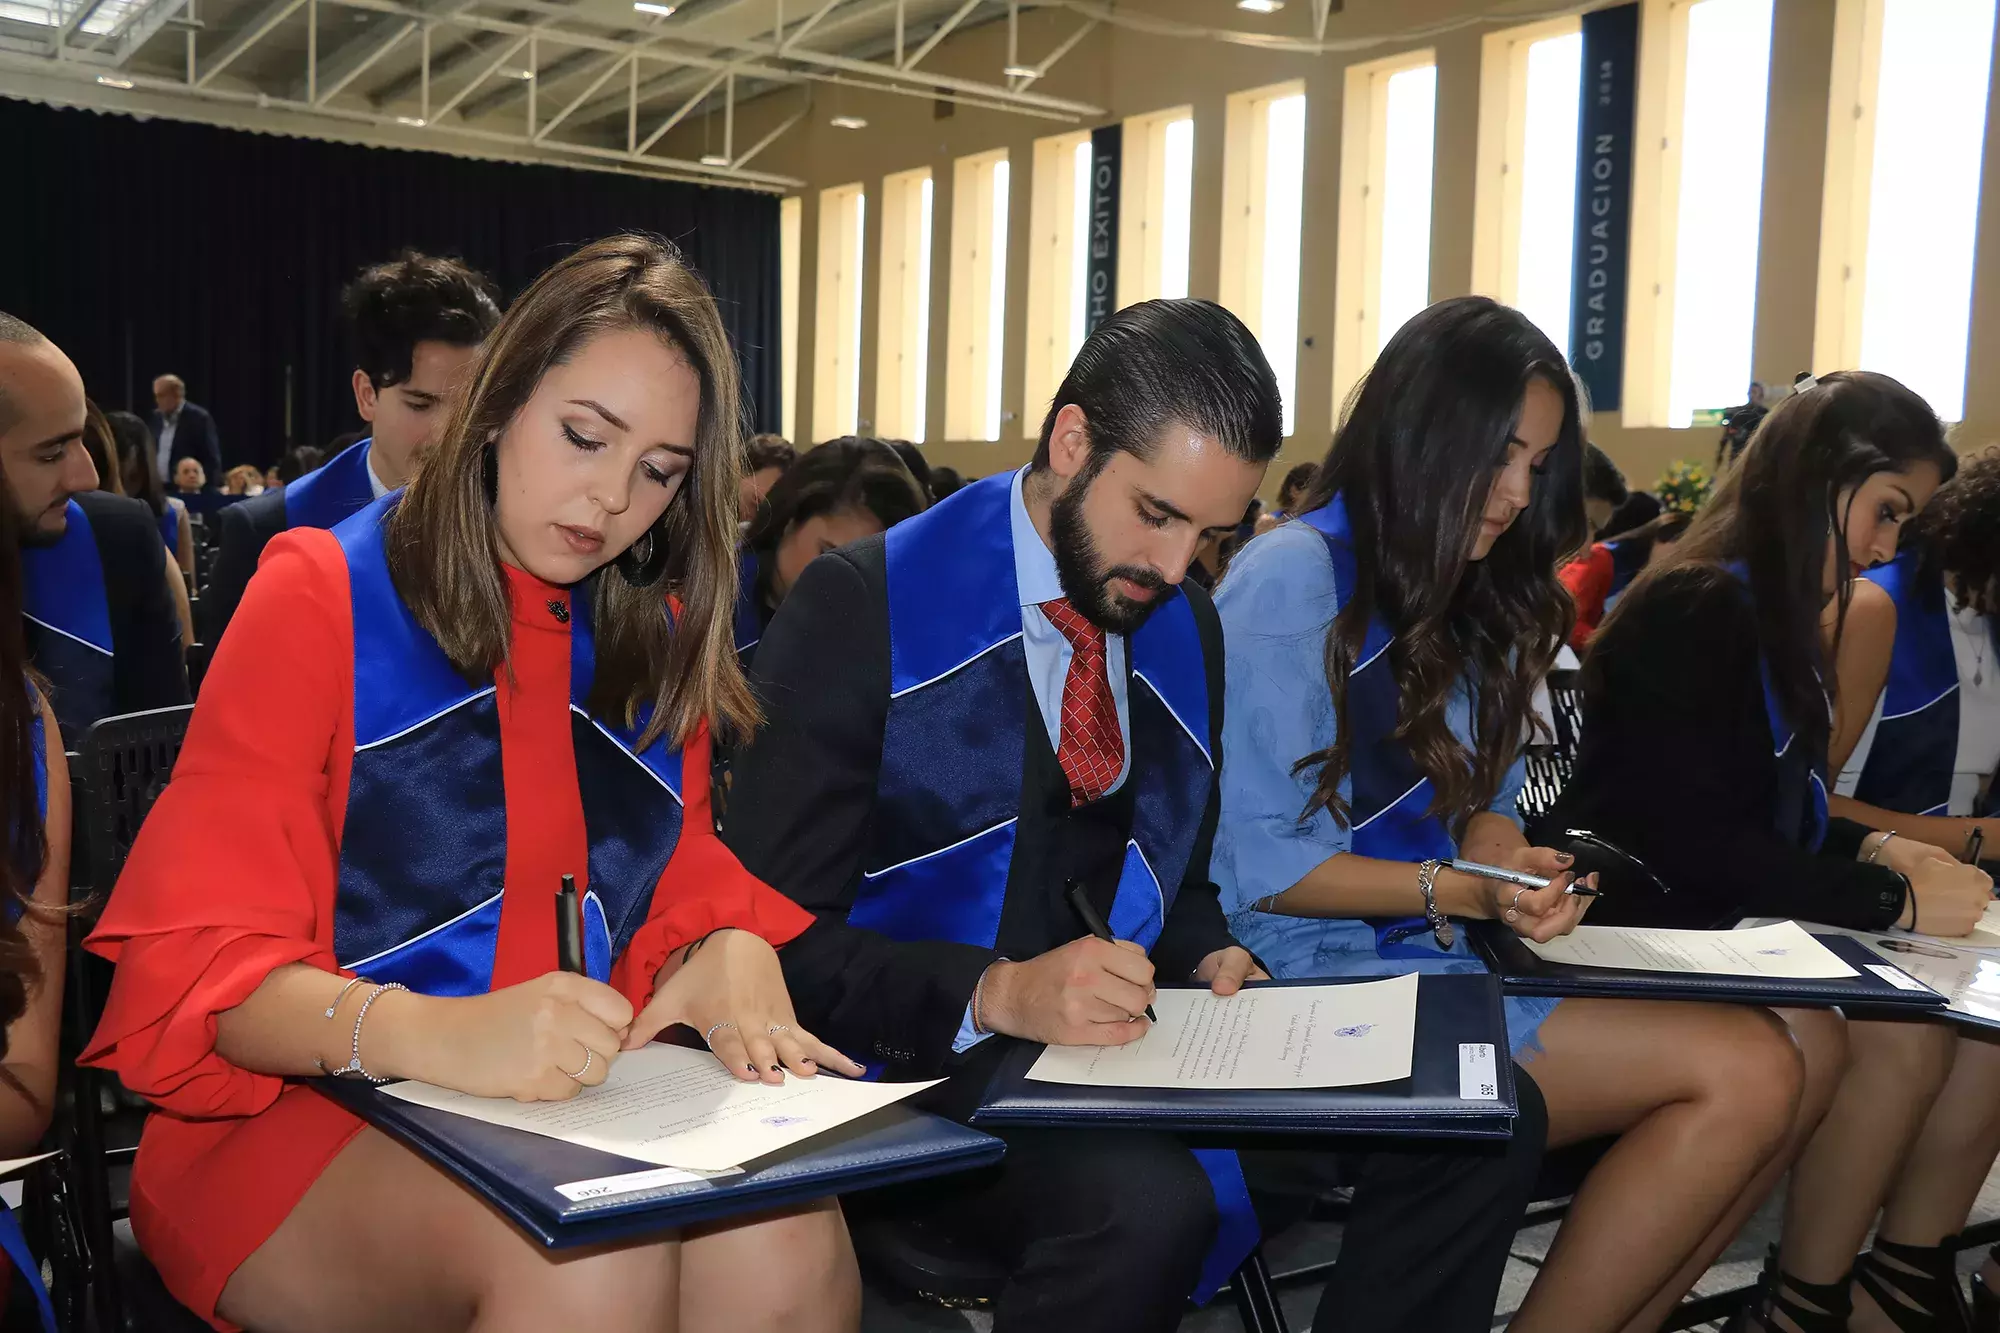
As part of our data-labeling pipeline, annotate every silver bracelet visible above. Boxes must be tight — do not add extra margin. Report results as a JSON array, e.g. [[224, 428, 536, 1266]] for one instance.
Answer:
[[322, 975, 371, 1020], [1416, 859, 1455, 950], [316, 982, 408, 1082], [1866, 830, 1899, 865]]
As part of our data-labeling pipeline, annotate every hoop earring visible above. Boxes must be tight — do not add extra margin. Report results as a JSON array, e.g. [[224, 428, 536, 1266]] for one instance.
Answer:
[[614, 518, 671, 588]]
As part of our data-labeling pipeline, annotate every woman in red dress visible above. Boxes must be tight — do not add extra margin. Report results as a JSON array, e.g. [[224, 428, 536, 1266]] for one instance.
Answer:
[[81, 235, 866, 1333]]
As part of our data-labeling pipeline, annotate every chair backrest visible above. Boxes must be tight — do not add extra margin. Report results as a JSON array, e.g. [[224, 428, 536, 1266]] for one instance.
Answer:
[[1516, 669, 1584, 826], [74, 706, 194, 900]]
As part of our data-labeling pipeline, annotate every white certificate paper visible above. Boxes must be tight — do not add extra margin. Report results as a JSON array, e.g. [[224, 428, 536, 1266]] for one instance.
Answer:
[[1023, 974, 1419, 1090], [1523, 920, 1857, 978], [380, 1044, 940, 1172]]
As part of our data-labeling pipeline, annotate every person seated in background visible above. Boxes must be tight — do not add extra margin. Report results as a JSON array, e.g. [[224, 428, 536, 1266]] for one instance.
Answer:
[[1252, 460, 1318, 535], [171, 457, 206, 497], [80, 235, 862, 1333], [738, 433, 795, 522], [269, 446, 325, 490], [0, 312, 188, 743], [1581, 442, 1629, 537], [928, 464, 965, 500], [732, 437, 927, 663], [1825, 446, 2000, 1319], [92, 408, 194, 655], [207, 251, 501, 648], [109, 410, 193, 581], [724, 300, 1549, 1333], [1558, 510, 1692, 648], [0, 478, 73, 1333], [1553, 372, 1995, 1332], [1215, 296, 1809, 1333], [887, 440, 932, 501], [221, 465, 264, 497]]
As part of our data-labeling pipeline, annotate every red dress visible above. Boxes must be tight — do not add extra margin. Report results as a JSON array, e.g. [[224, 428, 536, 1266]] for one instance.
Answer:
[[79, 530, 812, 1330], [1558, 543, 1617, 649]]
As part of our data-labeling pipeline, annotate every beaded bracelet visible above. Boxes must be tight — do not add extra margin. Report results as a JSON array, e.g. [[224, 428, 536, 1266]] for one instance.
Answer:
[[315, 982, 408, 1083]]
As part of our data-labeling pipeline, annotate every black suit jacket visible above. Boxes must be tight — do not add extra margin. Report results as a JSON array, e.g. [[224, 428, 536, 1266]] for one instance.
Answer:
[[149, 402, 222, 480], [204, 487, 287, 647], [723, 537, 1238, 1083]]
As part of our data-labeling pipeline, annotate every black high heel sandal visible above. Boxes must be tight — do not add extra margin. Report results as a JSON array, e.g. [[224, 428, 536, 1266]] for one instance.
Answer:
[[1730, 1246, 1855, 1333], [1854, 1238, 1971, 1333], [1965, 1244, 1998, 1333]]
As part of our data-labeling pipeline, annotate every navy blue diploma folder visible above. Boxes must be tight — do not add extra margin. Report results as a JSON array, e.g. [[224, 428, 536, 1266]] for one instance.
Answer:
[[972, 974, 1519, 1139], [315, 1076, 1004, 1249], [1467, 920, 1948, 1011]]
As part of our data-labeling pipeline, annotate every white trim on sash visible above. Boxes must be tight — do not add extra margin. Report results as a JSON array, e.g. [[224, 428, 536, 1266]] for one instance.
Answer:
[[1133, 670, 1213, 768], [863, 816, 1019, 879], [889, 633, 1026, 700], [1882, 681, 1960, 723], [21, 615, 112, 656], [355, 686, 498, 753], [577, 707, 686, 807], [341, 888, 503, 971], [1125, 838, 1166, 928], [1353, 778, 1426, 832]]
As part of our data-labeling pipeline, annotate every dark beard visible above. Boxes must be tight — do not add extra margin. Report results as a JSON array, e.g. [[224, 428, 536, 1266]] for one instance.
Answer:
[[17, 504, 64, 549], [1048, 475, 1169, 635]]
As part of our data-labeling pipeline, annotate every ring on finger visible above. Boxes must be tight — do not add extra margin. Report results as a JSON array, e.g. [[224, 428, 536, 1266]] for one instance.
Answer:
[[704, 1020, 736, 1048], [767, 1023, 792, 1036], [562, 1049, 594, 1081]]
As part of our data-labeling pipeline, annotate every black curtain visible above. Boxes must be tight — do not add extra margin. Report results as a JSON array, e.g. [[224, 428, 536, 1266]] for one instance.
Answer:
[[0, 98, 781, 467]]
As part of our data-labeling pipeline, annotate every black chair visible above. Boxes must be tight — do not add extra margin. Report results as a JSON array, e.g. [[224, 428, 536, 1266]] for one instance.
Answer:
[[1518, 668, 1584, 830], [63, 706, 202, 1332]]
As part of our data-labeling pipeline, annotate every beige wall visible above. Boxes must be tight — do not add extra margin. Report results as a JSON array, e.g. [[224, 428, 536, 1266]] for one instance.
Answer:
[[683, 0, 2000, 498]]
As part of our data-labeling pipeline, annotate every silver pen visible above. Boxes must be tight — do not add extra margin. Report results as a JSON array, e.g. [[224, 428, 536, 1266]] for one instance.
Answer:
[[1447, 859, 1598, 897]]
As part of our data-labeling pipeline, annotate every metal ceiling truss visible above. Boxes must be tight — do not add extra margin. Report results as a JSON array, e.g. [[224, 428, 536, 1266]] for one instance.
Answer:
[[9, 0, 1105, 189]]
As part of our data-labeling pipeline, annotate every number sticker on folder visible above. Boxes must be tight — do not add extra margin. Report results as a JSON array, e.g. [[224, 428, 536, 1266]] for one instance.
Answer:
[[1458, 1042, 1499, 1101]]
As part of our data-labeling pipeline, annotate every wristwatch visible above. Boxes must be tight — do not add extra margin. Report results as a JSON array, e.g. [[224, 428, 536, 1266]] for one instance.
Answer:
[[1416, 859, 1455, 950]]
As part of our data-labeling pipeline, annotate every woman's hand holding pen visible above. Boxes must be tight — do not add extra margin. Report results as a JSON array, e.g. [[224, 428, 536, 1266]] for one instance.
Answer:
[[1892, 847, 1992, 938], [624, 929, 863, 1085], [385, 974, 633, 1103], [1457, 847, 1594, 944]]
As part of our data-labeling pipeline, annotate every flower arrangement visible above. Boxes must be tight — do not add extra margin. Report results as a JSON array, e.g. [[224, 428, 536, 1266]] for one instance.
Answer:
[[1655, 459, 1714, 516]]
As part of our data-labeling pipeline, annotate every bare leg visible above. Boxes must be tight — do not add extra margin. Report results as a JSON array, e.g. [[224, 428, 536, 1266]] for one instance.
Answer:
[[1619, 1007, 1847, 1333], [680, 1199, 859, 1333], [1506, 999, 1802, 1333]]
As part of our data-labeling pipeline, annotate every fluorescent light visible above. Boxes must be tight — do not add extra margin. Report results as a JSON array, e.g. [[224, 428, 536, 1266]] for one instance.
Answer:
[[504, 67, 535, 79], [632, 2, 677, 14], [1236, 0, 1283, 11], [396, 115, 426, 126], [700, 153, 730, 166], [95, 75, 133, 89], [1002, 64, 1036, 78], [829, 114, 867, 129]]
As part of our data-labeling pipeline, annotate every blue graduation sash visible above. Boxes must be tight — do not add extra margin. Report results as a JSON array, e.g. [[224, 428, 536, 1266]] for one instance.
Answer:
[[1722, 564, 1829, 852], [1856, 549, 1988, 817], [158, 503, 180, 554], [732, 549, 763, 662], [855, 473, 1255, 1305], [1295, 497, 1457, 959], [286, 438, 379, 534], [21, 499, 114, 744], [328, 496, 686, 997]]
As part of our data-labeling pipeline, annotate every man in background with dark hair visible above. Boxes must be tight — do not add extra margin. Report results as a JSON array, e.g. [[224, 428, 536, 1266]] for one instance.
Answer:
[[725, 299, 1543, 1333], [740, 432, 796, 522], [206, 250, 500, 645], [1582, 441, 1630, 536], [1, 313, 188, 742]]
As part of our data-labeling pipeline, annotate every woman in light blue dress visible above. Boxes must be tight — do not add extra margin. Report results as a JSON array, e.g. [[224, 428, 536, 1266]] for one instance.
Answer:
[[1214, 296, 1836, 1333]]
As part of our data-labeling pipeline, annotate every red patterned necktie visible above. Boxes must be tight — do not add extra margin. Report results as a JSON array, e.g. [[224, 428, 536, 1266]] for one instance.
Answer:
[[1041, 597, 1125, 806]]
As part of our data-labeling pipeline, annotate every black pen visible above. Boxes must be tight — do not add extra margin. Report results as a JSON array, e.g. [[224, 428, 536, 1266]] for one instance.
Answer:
[[1066, 880, 1157, 1022], [1967, 827, 1985, 867], [556, 874, 586, 975]]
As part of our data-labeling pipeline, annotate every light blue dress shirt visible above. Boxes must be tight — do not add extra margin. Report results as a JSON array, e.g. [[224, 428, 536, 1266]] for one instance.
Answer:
[[1210, 522, 1559, 1059], [954, 468, 1136, 1052]]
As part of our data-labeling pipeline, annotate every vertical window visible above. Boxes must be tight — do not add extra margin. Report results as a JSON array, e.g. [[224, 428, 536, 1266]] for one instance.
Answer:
[[875, 168, 934, 442], [1221, 80, 1309, 437], [1331, 52, 1437, 416], [946, 149, 1011, 442], [1817, 0, 1998, 420], [1119, 107, 1196, 304], [1626, 0, 1774, 427], [812, 183, 865, 443], [779, 195, 802, 443], [1024, 132, 1090, 434], [1666, 0, 1773, 426], [1473, 19, 1583, 354]]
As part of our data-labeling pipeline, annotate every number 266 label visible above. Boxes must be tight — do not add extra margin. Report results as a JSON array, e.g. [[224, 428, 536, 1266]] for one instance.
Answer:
[[1458, 1042, 1499, 1101]]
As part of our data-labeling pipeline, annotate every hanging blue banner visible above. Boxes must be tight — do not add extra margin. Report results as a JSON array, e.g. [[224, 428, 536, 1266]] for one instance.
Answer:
[[1086, 122, 1122, 335], [1569, 3, 1639, 411]]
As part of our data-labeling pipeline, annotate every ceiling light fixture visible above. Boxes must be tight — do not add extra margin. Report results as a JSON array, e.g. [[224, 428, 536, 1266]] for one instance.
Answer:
[[1236, 0, 1283, 11], [632, 2, 677, 15], [830, 114, 867, 129], [396, 115, 426, 126], [95, 74, 134, 88], [700, 153, 730, 166], [1001, 64, 1036, 78], [505, 67, 535, 79]]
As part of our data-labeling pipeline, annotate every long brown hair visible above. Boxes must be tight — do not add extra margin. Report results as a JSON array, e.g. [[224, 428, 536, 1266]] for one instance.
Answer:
[[0, 474, 46, 1054], [1294, 297, 1584, 835], [387, 233, 755, 747]]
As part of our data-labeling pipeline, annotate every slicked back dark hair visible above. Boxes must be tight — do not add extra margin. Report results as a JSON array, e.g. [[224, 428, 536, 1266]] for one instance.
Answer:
[[1910, 445, 2000, 618], [1583, 442, 1629, 507], [343, 250, 502, 391], [1031, 299, 1282, 473], [745, 437, 927, 557]]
